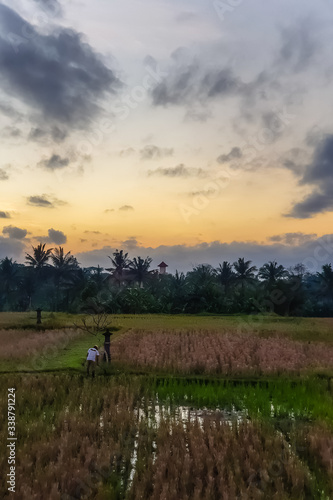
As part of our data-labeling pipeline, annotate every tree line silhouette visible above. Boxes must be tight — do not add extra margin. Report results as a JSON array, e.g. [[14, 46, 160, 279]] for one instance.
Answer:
[[0, 243, 333, 315]]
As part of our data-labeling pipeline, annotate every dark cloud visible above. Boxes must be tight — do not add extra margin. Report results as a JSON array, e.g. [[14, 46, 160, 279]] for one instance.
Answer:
[[140, 145, 174, 160], [277, 18, 320, 72], [280, 147, 308, 176], [0, 167, 9, 180], [217, 147, 242, 164], [2, 225, 27, 240], [27, 195, 66, 208], [28, 126, 68, 143], [35, 228, 67, 244], [119, 205, 134, 211], [46, 228, 67, 244], [148, 164, 205, 178], [268, 233, 317, 245], [0, 211, 10, 218], [150, 58, 244, 107], [286, 135, 333, 218], [38, 154, 70, 170], [0, 4, 121, 133]]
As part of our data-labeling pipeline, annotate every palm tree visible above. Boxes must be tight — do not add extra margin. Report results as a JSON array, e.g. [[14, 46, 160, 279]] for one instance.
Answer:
[[0, 257, 18, 295], [258, 261, 288, 288], [25, 243, 53, 269], [216, 261, 235, 295], [317, 264, 333, 303], [128, 256, 153, 288], [50, 247, 79, 310], [233, 257, 257, 305], [107, 249, 131, 286]]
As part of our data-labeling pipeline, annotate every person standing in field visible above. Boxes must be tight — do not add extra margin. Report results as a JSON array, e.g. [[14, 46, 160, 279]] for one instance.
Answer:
[[86, 345, 99, 377], [102, 328, 113, 363]]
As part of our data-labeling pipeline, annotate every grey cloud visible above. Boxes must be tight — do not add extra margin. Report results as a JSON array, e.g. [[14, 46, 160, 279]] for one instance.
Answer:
[[84, 230, 101, 234], [0, 167, 9, 180], [2, 225, 27, 239], [29, 126, 68, 143], [148, 164, 205, 178], [140, 145, 174, 160], [0, 101, 21, 119], [277, 18, 320, 72], [32, 0, 63, 17], [76, 235, 333, 274], [38, 154, 70, 170], [217, 147, 242, 164], [121, 237, 139, 248], [268, 233, 317, 245], [104, 208, 115, 213], [27, 195, 66, 208], [286, 135, 333, 218], [46, 228, 66, 244], [0, 211, 10, 218], [0, 236, 25, 260], [151, 61, 243, 107], [2, 125, 21, 138], [119, 205, 134, 211], [286, 192, 333, 219], [0, 4, 121, 132]]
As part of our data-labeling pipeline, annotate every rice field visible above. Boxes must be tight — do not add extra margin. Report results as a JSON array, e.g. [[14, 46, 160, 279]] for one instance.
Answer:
[[0, 374, 332, 500], [0, 313, 333, 498], [111, 329, 333, 376]]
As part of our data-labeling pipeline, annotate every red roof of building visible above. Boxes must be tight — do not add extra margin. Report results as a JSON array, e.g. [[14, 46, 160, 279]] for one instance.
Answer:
[[158, 261, 168, 267]]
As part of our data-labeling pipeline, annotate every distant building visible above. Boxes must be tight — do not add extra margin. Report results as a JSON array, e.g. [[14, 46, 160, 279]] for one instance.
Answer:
[[158, 261, 168, 275]]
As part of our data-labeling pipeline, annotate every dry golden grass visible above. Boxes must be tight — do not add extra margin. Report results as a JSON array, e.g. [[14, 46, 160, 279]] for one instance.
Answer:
[[111, 328, 333, 376]]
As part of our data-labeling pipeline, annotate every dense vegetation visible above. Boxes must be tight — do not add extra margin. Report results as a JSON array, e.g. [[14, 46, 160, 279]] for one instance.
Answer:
[[2, 244, 333, 316], [1, 374, 332, 499]]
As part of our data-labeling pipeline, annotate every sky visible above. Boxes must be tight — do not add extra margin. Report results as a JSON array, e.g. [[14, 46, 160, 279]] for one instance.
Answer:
[[1, 0, 333, 273]]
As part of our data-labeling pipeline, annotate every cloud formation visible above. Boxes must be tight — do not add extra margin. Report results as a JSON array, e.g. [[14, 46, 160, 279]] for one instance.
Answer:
[[27, 195, 67, 208], [140, 145, 174, 160], [38, 154, 70, 170], [32, 0, 63, 17], [0, 4, 121, 134], [286, 135, 333, 218], [268, 232, 317, 245], [46, 228, 67, 244], [150, 57, 244, 108], [119, 205, 134, 211], [2, 225, 27, 239], [277, 18, 320, 73], [0, 211, 10, 218], [148, 164, 205, 178], [217, 147, 242, 164], [0, 167, 9, 180], [76, 234, 333, 275]]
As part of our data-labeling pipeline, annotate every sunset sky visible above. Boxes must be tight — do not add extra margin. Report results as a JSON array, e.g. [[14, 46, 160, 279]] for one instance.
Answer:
[[1, 0, 333, 272]]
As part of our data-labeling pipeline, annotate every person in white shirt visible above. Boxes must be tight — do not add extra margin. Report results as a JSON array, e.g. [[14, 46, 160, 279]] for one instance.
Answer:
[[86, 345, 99, 377]]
